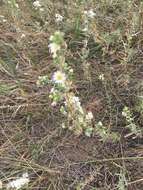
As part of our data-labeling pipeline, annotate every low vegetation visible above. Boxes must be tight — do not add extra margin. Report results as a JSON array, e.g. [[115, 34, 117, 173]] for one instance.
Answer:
[[0, 0, 143, 189]]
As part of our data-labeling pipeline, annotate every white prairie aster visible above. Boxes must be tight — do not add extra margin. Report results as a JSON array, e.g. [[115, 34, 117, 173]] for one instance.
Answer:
[[69, 95, 84, 114], [51, 101, 57, 107], [98, 73, 105, 81], [48, 43, 60, 58], [52, 71, 66, 85], [122, 110, 127, 117], [49, 35, 54, 41], [7, 173, 29, 190], [50, 87, 55, 93], [86, 111, 94, 120], [84, 9, 96, 18], [62, 123, 66, 129], [33, 0, 41, 8], [69, 68, 73, 73], [2, 19, 7, 23], [21, 33, 26, 38], [15, 3, 19, 8], [68, 95, 81, 107], [55, 14, 63, 22], [72, 96, 81, 107]]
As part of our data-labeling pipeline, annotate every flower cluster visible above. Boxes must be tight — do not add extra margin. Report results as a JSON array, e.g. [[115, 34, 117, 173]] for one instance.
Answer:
[[48, 31, 64, 58], [98, 73, 105, 81], [48, 31, 94, 136], [122, 106, 141, 136], [33, 0, 41, 8], [33, 0, 44, 11], [55, 14, 63, 23], [84, 9, 96, 19], [63, 93, 94, 136], [122, 106, 133, 122], [7, 173, 29, 190], [37, 75, 49, 86], [82, 9, 95, 32]]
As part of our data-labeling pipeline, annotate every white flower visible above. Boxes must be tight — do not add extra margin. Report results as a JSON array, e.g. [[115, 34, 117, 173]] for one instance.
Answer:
[[50, 87, 55, 93], [51, 101, 57, 107], [21, 33, 26, 38], [2, 19, 7, 23], [98, 74, 105, 81], [55, 14, 63, 22], [33, 0, 41, 8], [79, 106, 84, 114], [122, 111, 127, 117], [97, 121, 103, 127], [85, 127, 93, 137], [7, 173, 29, 190], [68, 95, 84, 114], [39, 8, 44, 12], [52, 71, 66, 85], [62, 123, 66, 129], [71, 96, 81, 107], [78, 115, 84, 123], [69, 68, 73, 73], [49, 35, 54, 41], [15, 3, 19, 8], [48, 43, 60, 58], [82, 27, 88, 32], [86, 111, 94, 120], [84, 9, 96, 18]]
